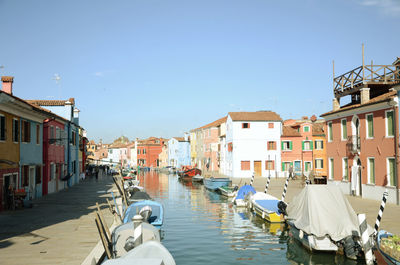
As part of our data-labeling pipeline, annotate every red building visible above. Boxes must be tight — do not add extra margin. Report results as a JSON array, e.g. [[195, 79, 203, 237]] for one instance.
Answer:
[[42, 117, 66, 195], [137, 137, 166, 167]]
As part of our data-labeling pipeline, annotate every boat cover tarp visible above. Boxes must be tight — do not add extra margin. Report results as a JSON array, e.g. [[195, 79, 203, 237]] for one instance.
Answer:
[[286, 185, 361, 241], [235, 185, 256, 200], [129, 191, 152, 201], [255, 199, 280, 214], [106, 239, 175, 265]]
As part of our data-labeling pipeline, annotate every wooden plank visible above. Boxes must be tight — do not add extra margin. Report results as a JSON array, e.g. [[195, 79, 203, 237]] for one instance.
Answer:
[[96, 202, 111, 240], [95, 215, 112, 259]]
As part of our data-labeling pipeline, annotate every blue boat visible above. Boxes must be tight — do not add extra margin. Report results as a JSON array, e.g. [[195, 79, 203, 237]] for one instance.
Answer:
[[203, 177, 231, 191], [123, 200, 164, 229], [233, 185, 256, 207]]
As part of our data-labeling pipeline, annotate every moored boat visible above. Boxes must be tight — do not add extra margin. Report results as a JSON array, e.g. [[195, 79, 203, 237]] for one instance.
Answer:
[[123, 200, 164, 228], [203, 177, 231, 191], [376, 230, 400, 265], [285, 185, 366, 260], [233, 185, 256, 207], [192, 174, 203, 183], [249, 192, 283, 223], [218, 185, 238, 197]]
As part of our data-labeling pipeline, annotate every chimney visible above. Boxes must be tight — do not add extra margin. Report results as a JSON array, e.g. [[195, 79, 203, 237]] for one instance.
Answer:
[[302, 116, 308, 120], [1, 76, 14, 95], [360, 87, 370, 104], [310, 115, 317, 122]]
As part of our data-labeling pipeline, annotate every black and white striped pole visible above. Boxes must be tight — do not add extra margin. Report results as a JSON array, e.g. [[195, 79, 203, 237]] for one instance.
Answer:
[[374, 189, 389, 235], [133, 214, 143, 247], [264, 155, 271, 194], [250, 172, 255, 187], [281, 167, 292, 201], [358, 213, 374, 265]]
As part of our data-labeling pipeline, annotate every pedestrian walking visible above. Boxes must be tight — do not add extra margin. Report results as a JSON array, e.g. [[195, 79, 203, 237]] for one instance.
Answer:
[[95, 167, 99, 181]]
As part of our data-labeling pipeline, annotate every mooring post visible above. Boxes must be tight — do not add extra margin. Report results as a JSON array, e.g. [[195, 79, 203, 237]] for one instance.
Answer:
[[132, 214, 144, 247], [358, 213, 375, 265], [374, 189, 389, 235]]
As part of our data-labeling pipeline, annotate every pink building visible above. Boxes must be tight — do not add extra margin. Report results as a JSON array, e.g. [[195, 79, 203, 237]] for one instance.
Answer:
[[321, 58, 400, 203]]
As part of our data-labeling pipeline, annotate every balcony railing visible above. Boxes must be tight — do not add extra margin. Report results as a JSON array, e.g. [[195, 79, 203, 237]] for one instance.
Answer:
[[346, 135, 360, 154], [334, 65, 400, 95]]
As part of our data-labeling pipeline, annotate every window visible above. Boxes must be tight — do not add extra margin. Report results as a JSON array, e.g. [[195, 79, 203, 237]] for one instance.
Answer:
[[341, 119, 347, 140], [315, 140, 323, 150], [366, 114, 374, 138], [242, 123, 250, 129], [303, 126, 310, 132], [342, 158, 348, 181], [36, 124, 40, 144], [35, 166, 41, 184], [367, 158, 375, 184], [282, 141, 292, 151], [12, 119, 19, 142], [50, 126, 55, 144], [328, 122, 333, 142], [143, 149, 146, 154], [387, 158, 395, 186], [50, 163, 55, 180], [386, 110, 394, 137], [282, 162, 292, 171], [137, 149, 140, 154], [0, 115, 6, 141], [22, 165, 29, 186], [21, 120, 31, 143], [267, 141, 276, 150], [110, 149, 113, 154], [329, 158, 334, 180], [56, 127, 60, 145], [302, 141, 313, 151], [241, 161, 250, 170], [265, 160, 274, 170], [268, 123, 274, 128], [228, 142, 233, 152], [315, 159, 323, 169]]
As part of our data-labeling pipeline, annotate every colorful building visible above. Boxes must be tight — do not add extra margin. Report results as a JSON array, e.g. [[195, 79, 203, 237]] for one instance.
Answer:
[[321, 57, 400, 204], [225, 111, 283, 179], [167, 136, 190, 168], [137, 137, 166, 167]]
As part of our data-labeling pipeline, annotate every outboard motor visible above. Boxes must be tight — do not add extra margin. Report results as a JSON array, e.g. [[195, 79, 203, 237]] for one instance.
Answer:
[[277, 200, 288, 216], [233, 185, 239, 192], [139, 206, 152, 222]]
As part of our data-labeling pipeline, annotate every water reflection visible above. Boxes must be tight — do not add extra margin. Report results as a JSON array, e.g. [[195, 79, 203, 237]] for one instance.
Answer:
[[138, 171, 359, 265]]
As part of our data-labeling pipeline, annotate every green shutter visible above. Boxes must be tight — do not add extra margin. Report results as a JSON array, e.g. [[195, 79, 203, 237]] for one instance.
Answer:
[[289, 141, 292, 150], [310, 141, 313, 150], [389, 158, 395, 185], [367, 115, 374, 138], [281, 141, 284, 150], [282, 162, 285, 171], [302, 141, 304, 150], [290, 162, 293, 169], [387, 111, 394, 136]]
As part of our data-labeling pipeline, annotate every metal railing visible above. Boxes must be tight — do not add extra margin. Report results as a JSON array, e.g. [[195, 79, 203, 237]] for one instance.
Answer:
[[334, 65, 400, 94]]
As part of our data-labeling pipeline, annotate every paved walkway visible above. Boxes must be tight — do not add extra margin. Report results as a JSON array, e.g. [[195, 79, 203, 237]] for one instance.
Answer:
[[0, 171, 115, 265], [232, 177, 400, 235]]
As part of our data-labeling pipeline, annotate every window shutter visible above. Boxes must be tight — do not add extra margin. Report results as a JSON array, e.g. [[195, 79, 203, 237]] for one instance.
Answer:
[[290, 162, 293, 168], [0, 116, 5, 140], [302, 141, 304, 150], [310, 141, 313, 150], [289, 141, 292, 150], [321, 141, 324, 149], [281, 141, 284, 150], [282, 162, 284, 171]]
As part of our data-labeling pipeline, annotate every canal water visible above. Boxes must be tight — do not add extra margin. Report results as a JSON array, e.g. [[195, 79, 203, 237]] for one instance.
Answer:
[[137, 171, 363, 265]]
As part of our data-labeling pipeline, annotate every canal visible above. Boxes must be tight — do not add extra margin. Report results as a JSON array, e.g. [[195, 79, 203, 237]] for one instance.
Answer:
[[137, 171, 362, 265]]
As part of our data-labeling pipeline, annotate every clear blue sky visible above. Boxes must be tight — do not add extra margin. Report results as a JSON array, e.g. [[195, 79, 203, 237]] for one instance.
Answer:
[[1, 0, 399, 143]]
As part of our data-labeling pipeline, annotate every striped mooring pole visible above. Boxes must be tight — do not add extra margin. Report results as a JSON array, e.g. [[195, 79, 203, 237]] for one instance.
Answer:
[[374, 189, 389, 235], [281, 175, 290, 201], [264, 173, 271, 194], [358, 213, 374, 265], [133, 214, 144, 247], [250, 172, 255, 187]]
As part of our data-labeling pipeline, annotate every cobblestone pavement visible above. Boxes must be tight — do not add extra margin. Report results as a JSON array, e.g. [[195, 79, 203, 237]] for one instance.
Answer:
[[232, 177, 400, 235], [0, 171, 114, 265]]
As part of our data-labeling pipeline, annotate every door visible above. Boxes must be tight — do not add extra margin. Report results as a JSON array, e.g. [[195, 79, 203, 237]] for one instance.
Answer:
[[304, 162, 311, 172], [294, 161, 301, 173], [254, 161, 262, 177], [29, 167, 35, 199]]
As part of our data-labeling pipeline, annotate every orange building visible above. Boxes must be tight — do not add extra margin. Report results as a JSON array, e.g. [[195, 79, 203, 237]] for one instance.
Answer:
[[137, 137, 166, 167]]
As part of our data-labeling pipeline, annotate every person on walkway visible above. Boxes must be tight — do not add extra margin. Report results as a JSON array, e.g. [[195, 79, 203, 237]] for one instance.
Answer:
[[95, 167, 99, 181]]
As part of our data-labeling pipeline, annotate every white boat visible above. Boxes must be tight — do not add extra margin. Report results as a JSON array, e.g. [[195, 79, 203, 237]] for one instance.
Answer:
[[218, 185, 238, 197], [286, 185, 367, 260]]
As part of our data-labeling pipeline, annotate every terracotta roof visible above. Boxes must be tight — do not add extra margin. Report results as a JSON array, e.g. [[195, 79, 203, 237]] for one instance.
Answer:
[[191, 116, 227, 131], [173, 137, 187, 142], [26, 98, 75, 106], [321, 90, 397, 117], [229, 111, 282, 121], [312, 123, 325, 136], [282, 126, 301, 137], [1, 76, 14, 82]]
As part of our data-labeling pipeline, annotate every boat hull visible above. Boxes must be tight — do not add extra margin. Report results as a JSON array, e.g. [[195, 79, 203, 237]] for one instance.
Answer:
[[203, 177, 231, 191], [250, 199, 283, 223], [377, 230, 400, 265], [218, 186, 237, 197]]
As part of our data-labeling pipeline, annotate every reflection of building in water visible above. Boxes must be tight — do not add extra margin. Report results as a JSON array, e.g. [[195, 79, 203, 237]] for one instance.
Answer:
[[158, 173, 168, 194]]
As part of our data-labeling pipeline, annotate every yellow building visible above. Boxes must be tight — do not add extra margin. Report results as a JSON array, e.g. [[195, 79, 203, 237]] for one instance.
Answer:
[[312, 122, 327, 178], [189, 131, 197, 166]]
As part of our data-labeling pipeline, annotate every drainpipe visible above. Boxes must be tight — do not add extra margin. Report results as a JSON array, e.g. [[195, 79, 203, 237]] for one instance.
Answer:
[[394, 104, 399, 205], [67, 122, 71, 187]]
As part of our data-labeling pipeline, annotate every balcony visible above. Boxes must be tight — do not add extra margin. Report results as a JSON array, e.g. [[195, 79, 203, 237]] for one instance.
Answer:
[[346, 135, 360, 154], [334, 64, 400, 97]]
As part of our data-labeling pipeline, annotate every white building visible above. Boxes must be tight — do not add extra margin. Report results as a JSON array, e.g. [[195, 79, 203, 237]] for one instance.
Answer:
[[225, 111, 283, 179], [168, 135, 190, 168], [128, 139, 138, 168]]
